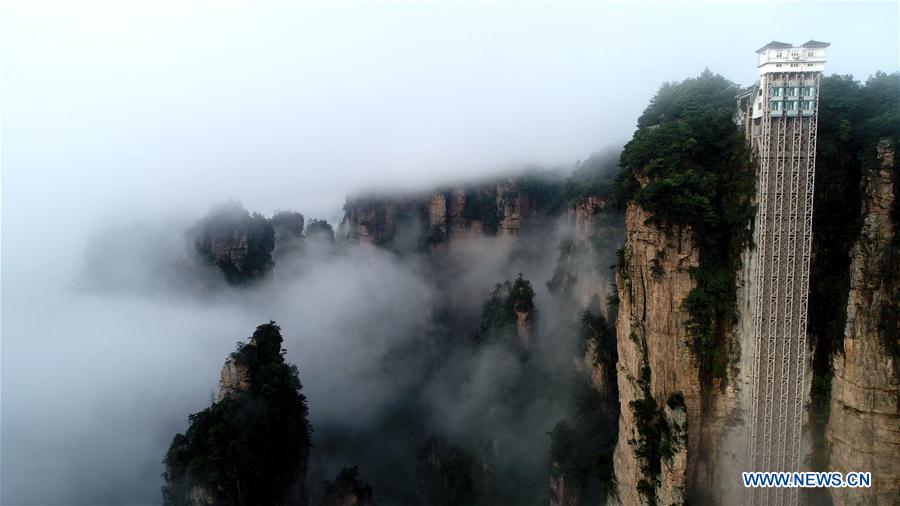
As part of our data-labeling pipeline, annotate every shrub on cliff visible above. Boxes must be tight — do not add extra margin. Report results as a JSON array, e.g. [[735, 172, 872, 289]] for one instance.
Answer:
[[163, 322, 311, 506]]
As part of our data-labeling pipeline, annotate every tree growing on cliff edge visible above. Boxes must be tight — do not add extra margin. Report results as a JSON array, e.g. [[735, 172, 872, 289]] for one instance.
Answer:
[[162, 322, 312, 506]]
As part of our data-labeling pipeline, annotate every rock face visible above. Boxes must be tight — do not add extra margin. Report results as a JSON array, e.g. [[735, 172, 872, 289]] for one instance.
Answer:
[[341, 198, 423, 246], [340, 177, 557, 249], [191, 202, 276, 284], [550, 196, 619, 315], [447, 189, 472, 239], [827, 142, 900, 505], [496, 179, 533, 237], [216, 358, 251, 401], [612, 202, 698, 506], [611, 201, 744, 505]]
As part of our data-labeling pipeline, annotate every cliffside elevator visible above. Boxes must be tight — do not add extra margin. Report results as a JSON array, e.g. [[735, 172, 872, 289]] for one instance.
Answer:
[[736, 40, 829, 506]]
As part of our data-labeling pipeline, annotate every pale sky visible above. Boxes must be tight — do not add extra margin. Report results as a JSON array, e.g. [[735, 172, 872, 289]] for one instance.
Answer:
[[2, 1, 898, 226]]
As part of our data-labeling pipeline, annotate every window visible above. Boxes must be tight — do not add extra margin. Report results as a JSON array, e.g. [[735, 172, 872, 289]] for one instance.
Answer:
[[771, 101, 781, 111], [786, 101, 797, 110], [776, 51, 783, 58], [772, 87, 782, 97], [776, 63, 783, 68], [807, 50, 816, 57], [790, 63, 799, 67], [802, 101, 814, 110], [787, 87, 798, 96], [802, 87, 814, 96]]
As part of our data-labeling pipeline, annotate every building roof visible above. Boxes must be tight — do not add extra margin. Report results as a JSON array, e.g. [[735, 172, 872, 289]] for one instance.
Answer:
[[756, 41, 793, 53], [801, 40, 831, 48], [736, 85, 757, 100]]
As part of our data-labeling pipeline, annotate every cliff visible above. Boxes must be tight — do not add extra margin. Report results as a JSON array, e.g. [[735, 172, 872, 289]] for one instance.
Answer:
[[611, 202, 698, 506], [191, 201, 276, 284], [827, 142, 900, 505], [611, 72, 754, 505], [163, 323, 312, 506], [548, 196, 618, 314], [190, 203, 340, 284], [340, 175, 562, 250]]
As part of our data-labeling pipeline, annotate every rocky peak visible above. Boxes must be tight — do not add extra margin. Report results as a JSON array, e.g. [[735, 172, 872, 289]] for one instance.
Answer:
[[163, 323, 311, 506], [191, 201, 276, 284]]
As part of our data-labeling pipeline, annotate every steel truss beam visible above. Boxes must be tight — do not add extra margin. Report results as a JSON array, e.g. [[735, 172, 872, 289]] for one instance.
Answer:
[[746, 72, 819, 506]]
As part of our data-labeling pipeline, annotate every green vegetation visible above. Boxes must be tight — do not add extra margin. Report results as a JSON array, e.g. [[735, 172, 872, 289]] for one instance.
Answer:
[[163, 323, 311, 506], [624, 326, 686, 506], [618, 70, 755, 383], [628, 361, 664, 506], [513, 171, 567, 215], [549, 421, 581, 479], [474, 274, 536, 346], [565, 150, 623, 205], [878, 231, 900, 364], [579, 310, 614, 368], [615, 247, 631, 282], [629, 385, 685, 506], [807, 72, 900, 477], [463, 172, 565, 234]]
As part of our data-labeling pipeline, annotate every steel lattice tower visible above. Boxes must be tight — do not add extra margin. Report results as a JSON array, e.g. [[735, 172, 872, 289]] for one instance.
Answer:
[[736, 40, 829, 506]]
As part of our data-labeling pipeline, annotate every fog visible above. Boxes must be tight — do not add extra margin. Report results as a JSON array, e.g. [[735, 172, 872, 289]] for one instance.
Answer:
[[2, 1, 899, 504], [4, 203, 593, 503]]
